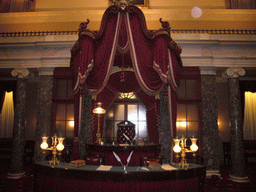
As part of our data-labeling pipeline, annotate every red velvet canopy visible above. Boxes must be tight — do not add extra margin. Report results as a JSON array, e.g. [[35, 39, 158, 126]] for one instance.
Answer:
[[70, 5, 182, 159]]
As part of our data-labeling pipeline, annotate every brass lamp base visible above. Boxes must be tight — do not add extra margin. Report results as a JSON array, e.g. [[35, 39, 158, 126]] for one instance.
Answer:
[[48, 147, 61, 165], [178, 158, 189, 168], [95, 130, 102, 144], [49, 159, 60, 165]]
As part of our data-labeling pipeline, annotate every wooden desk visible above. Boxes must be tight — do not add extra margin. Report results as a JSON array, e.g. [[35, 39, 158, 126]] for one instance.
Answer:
[[34, 161, 206, 192], [86, 143, 161, 166]]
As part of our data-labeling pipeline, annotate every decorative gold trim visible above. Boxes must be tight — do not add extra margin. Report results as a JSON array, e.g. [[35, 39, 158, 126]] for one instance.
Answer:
[[1, 29, 256, 38], [109, 0, 149, 9]]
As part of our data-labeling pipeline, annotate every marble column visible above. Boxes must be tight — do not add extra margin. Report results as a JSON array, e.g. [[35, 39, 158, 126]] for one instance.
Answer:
[[80, 88, 93, 159], [159, 90, 172, 164], [200, 67, 222, 178], [8, 68, 29, 179], [34, 68, 54, 162], [224, 67, 248, 182]]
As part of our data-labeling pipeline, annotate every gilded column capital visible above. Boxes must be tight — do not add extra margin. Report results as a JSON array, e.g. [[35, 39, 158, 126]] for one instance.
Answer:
[[223, 67, 245, 78], [11, 68, 29, 79]]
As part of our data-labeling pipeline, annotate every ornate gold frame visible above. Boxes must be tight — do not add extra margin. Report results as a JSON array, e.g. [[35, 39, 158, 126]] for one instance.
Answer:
[[108, 0, 149, 9]]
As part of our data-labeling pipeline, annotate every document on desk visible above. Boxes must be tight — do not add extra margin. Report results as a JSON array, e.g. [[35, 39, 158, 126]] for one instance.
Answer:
[[96, 165, 112, 171], [161, 164, 178, 170]]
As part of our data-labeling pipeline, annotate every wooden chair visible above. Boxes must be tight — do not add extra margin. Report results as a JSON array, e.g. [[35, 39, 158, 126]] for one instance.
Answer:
[[24, 140, 35, 165], [117, 121, 135, 144], [85, 154, 104, 165]]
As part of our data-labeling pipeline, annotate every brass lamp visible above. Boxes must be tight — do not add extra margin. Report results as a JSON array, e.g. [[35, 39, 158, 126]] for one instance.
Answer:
[[40, 135, 65, 165], [93, 102, 106, 144], [173, 136, 198, 168]]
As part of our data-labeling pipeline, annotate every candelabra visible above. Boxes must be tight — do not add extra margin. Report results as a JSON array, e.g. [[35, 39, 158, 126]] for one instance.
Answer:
[[173, 136, 198, 168], [40, 135, 65, 165]]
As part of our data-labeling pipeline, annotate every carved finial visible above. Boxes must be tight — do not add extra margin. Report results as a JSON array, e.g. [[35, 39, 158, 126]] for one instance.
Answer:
[[159, 18, 171, 31], [79, 19, 90, 33], [169, 40, 182, 54]]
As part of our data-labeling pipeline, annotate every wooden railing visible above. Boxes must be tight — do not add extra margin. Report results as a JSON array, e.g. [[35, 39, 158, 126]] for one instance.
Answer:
[[0, 29, 255, 37]]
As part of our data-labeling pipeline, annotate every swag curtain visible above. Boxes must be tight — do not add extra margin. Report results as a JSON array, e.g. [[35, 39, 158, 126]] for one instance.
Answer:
[[70, 5, 182, 155], [0, 81, 16, 113], [85, 12, 121, 95], [243, 92, 256, 140], [71, 11, 121, 159], [0, 81, 16, 138], [240, 80, 256, 140], [135, 89, 160, 143], [72, 6, 180, 97]]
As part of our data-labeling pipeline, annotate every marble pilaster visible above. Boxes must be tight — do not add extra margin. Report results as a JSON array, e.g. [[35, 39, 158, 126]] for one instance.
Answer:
[[224, 67, 248, 182], [80, 88, 93, 159], [34, 68, 54, 162], [200, 67, 222, 177], [8, 68, 29, 179], [159, 90, 172, 164]]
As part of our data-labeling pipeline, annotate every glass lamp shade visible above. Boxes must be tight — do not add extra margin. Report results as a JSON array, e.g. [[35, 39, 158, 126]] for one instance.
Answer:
[[173, 138, 181, 153], [40, 137, 48, 149], [56, 137, 65, 151], [190, 138, 198, 152], [93, 102, 106, 114]]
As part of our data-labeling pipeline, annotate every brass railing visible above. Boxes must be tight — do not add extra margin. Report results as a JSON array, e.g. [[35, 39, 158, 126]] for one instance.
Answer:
[[0, 29, 255, 37]]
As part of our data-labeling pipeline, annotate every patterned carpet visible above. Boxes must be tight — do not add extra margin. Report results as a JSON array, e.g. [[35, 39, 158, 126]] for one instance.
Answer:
[[0, 162, 256, 192]]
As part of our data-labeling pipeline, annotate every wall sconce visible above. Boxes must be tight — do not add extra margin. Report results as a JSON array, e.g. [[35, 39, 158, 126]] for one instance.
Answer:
[[40, 135, 65, 165], [93, 102, 106, 144], [173, 136, 198, 168]]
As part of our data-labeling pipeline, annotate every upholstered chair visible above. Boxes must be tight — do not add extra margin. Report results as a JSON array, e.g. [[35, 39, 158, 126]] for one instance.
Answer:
[[117, 121, 135, 144]]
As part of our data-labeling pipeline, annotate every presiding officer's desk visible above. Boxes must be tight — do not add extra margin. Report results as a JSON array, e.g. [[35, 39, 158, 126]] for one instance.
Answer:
[[34, 161, 206, 192], [86, 143, 161, 166]]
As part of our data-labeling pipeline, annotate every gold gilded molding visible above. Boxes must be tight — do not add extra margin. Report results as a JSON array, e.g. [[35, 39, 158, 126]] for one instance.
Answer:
[[109, 0, 149, 9]]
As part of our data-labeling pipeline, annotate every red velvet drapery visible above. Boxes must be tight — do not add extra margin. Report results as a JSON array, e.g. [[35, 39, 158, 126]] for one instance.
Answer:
[[0, 81, 16, 114], [70, 5, 182, 158], [135, 89, 160, 143]]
